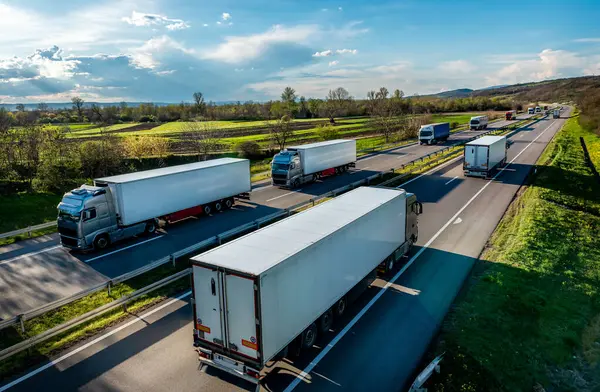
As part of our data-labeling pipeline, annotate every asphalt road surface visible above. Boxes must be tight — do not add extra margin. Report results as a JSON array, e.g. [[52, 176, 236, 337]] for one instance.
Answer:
[[0, 117, 529, 320], [0, 110, 567, 392]]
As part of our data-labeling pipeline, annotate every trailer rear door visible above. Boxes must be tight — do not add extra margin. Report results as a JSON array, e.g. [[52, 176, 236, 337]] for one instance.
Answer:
[[224, 274, 260, 360], [465, 145, 489, 170], [193, 265, 225, 347]]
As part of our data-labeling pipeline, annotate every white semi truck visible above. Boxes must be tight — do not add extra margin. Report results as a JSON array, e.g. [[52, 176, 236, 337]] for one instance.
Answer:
[[271, 139, 356, 188], [191, 186, 422, 384], [57, 158, 251, 251], [469, 115, 488, 130], [463, 135, 509, 178]]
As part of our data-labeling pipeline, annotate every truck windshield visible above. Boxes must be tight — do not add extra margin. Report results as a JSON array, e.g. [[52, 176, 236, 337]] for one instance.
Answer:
[[420, 130, 432, 137], [58, 210, 81, 222], [470, 120, 479, 125], [272, 163, 290, 170]]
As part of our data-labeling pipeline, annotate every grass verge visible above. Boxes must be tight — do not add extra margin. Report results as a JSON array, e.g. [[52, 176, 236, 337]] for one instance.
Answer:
[[426, 114, 600, 392], [0, 193, 61, 234], [0, 262, 190, 381]]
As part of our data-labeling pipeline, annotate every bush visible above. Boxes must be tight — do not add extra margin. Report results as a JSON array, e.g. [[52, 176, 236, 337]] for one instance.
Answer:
[[450, 121, 459, 129], [317, 123, 340, 141], [236, 141, 262, 160], [139, 115, 156, 123]]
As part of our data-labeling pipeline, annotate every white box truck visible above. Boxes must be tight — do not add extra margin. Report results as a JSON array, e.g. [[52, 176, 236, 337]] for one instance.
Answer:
[[528, 107, 535, 114], [191, 186, 422, 384], [271, 139, 356, 188], [463, 135, 509, 178], [469, 115, 489, 130], [57, 158, 251, 250], [553, 109, 560, 119]]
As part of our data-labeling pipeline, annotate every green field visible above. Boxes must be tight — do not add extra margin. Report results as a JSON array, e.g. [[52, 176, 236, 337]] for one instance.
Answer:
[[0, 193, 61, 233], [428, 114, 600, 391]]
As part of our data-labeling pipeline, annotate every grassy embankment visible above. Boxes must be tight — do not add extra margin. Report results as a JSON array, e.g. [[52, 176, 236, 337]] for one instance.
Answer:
[[427, 114, 600, 392], [0, 193, 62, 246]]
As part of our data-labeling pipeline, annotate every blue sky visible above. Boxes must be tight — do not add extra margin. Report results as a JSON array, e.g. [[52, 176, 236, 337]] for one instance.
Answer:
[[1, 0, 600, 103]]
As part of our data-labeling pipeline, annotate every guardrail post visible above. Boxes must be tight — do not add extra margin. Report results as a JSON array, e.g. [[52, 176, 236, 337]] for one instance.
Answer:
[[170, 254, 176, 267], [18, 315, 25, 333], [255, 220, 261, 229], [311, 198, 315, 206], [217, 236, 222, 245], [27, 227, 32, 238], [107, 281, 112, 296]]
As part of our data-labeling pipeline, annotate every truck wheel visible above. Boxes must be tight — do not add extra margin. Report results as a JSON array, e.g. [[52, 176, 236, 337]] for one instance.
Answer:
[[302, 323, 318, 349], [319, 309, 333, 333], [145, 221, 156, 234], [203, 204, 212, 215], [312, 174, 318, 183], [292, 179, 300, 188], [214, 201, 223, 212], [334, 297, 347, 318], [224, 198, 234, 209], [94, 235, 110, 250]]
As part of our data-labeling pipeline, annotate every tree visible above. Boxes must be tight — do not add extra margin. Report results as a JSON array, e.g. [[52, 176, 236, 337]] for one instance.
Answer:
[[268, 115, 294, 150], [123, 136, 170, 164], [376, 87, 389, 100], [316, 123, 340, 141], [236, 141, 262, 159], [325, 87, 352, 124], [393, 89, 404, 99], [15, 104, 25, 112], [71, 97, 84, 121], [183, 122, 223, 161], [78, 133, 125, 178], [11, 124, 46, 187], [37, 102, 49, 112], [308, 98, 321, 118], [193, 92, 206, 116], [281, 87, 297, 103]]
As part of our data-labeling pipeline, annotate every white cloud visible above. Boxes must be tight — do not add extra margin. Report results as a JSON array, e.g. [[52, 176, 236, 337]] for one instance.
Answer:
[[122, 11, 190, 30], [0, 46, 80, 80], [439, 59, 476, 73], [370, 61, 411, 74], [313, 50, 333, 57], [329, 60, 339, 67], [336, 49, 357, 55], [338, 7, 343, 11], [321, 8, 328, 11], [333, 21, 370, 39], [203, 24, 209, 27], [222, 12, 232, 21], [154, 69, 176, 76], [217, 21, 222, 25], [573, 38, 600, 43], [203, 24, 319, 63], [130, 36, 194, 69]]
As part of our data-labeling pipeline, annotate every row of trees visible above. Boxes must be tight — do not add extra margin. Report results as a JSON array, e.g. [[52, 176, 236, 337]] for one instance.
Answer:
[[4, 88, 520, 126]]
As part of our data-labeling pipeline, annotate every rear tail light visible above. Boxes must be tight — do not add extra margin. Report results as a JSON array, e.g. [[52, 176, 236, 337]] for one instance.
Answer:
[[245, 367, 260, 379], [198, 348, 213, 360]]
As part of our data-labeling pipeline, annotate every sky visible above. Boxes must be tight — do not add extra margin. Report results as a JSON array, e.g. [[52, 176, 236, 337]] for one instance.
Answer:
[[1, 0, 600, 103]]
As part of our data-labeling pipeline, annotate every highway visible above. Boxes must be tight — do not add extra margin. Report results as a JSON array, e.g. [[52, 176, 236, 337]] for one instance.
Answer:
[[0, 117, 525, 320], [0, 110, 567, 392]]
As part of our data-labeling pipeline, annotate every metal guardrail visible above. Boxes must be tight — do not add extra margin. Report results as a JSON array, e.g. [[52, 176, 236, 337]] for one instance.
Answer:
[[0, 114, 545, 363], [0, 268, 191, 362], [0, 221, 56, 240]]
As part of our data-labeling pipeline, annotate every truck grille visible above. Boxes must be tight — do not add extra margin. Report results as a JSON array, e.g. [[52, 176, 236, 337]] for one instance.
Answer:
[[58, 227, 78, 237], [60, 236, 78, 247], [272, 173, 287, 180]]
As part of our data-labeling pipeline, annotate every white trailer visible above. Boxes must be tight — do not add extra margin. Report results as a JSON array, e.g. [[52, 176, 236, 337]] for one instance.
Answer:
[[463, 135, 508, 178], [469, 115, 489, 130], [191, 186, 422, 383], [57, 158, 251, 250], [271, 139, 357, 188]]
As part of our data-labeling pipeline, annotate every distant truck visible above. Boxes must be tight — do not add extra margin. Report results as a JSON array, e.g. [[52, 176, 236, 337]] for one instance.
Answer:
[[505, 110, 517, 120], [463, 135, 509, 178], [191, 186, 422, 384], [535, 106, 542, 113], [419, 122, 450, 145], [271, 140, 356, 188], [469, 115, 489, 130], [553, 109, 560, 119], [57, 159, 251, 251], [528, 107, 535, 114]]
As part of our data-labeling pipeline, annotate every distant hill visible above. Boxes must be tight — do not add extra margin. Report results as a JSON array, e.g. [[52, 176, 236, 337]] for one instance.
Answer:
[[472, 76, 600, 102], [428, 88, 474, 98]]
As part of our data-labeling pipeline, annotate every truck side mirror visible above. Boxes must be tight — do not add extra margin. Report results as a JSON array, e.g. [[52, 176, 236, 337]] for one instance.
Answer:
[[416, 202, 423, 215]]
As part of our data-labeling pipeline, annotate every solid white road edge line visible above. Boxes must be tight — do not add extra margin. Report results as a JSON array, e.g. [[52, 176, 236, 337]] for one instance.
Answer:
[[283, 119, 559, 392], [0, 290, 192, 392], [0, 245, 63, 266], [84, 235, 164, 263]]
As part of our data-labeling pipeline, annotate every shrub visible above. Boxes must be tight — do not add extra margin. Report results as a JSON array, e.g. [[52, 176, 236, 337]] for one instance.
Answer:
[[450, 121, 459, 129], [236, 141, 262, 160], [317, 123, 340, 141]]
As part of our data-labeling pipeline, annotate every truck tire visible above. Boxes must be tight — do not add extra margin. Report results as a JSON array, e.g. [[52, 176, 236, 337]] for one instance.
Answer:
[[292, 179, 300, 188], [214, 201, 223, 212], [386, 256, 395, 273], [203, 204, 212, 215], [145, 220, 156, 234], [94, 234, 110, 250], [302, 323, 318, 349], [334, 297, 347, 318], [224, 198, 234, 209], [319, 309, 334, 333]]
